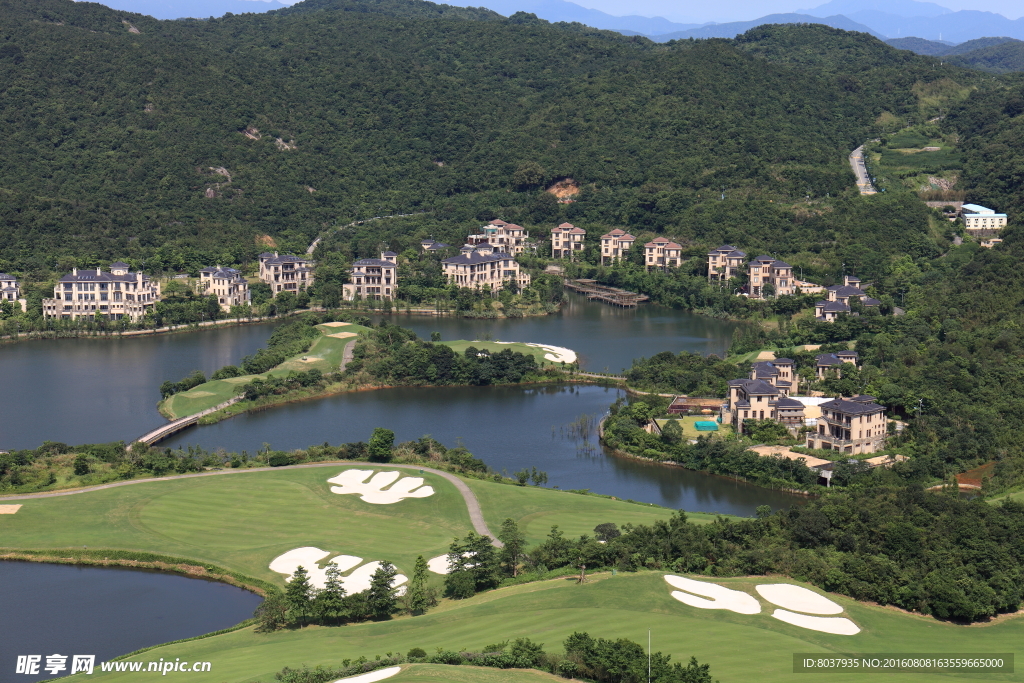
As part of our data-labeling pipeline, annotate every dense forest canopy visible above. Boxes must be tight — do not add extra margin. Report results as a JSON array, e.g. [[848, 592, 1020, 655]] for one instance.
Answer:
[[0, 0, 1000, 277]]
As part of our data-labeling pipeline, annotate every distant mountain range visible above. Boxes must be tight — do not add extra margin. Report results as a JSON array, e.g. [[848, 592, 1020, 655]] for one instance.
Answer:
[[89, 0, 1024, 46]]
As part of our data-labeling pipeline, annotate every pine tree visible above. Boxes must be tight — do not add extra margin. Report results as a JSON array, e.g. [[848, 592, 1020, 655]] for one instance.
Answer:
[[284, 566, 314, 626], [405, 555, 436, 615], [314, 562, 347, 625], [366, 561, 399, 620], [498, 518, 528, 577]]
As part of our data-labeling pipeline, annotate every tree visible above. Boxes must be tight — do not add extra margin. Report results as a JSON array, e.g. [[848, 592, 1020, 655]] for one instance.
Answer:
[[661, 419, 684, 445], [593, 523, 621, 542], [368, 428, 395, 462], [498, 518, 528, 577], [512, 161, 545, 190], [404, 555, 436, 615], [254, 593, 289, 633], [366, 561, 399, 620], [284, 566, 314, 626], [314, 563, 347, 624], [73, 454, 90, 476], [444, 532, 499, 598]]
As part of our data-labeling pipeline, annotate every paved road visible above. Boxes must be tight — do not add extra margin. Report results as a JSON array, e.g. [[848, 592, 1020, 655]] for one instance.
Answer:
[[0, 462, 502, 545], [849, 144, 877, 195]]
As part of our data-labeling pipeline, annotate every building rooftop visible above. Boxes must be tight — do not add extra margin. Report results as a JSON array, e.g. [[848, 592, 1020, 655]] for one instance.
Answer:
[[962, 204, 998, 214], [820, 398, 884, 415], [353, 258, 397, 267], [0, 273, 16, 281], [442, 249, 515, 266], [816, 301, 852, 313]]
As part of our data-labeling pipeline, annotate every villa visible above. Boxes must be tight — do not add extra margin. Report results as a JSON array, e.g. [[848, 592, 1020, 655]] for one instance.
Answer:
[[721, 359, 806, 434], [343, 251, 398, 301], [644, 237, 683, 271], [706, 245, 746, 283], [600, 229, 636, 264], [0, 273, 24, 311], [420, 239, 450, 253], [551, 223, 586, 258], [467, 220, 530, 256], [806, 395, 887, 454], [815, 276, 880, 321], [42, 262, 160, 321], [747, 256, 795, 299], [442, 243, 531, 293], [258, 252, 315, 296], [815, 350, 860, 380], [199, 266, 250, 312]]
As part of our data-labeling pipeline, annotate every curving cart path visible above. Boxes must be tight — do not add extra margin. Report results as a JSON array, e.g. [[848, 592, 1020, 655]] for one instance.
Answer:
[[0, 462, 502, 546]]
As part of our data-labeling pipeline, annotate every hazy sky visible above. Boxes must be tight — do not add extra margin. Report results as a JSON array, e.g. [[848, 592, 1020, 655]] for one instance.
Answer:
[[565, 0, 1023, 23], [245, 0, 1023, 22]]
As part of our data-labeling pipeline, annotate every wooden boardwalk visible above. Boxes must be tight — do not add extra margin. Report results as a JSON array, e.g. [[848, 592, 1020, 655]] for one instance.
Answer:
[[564, 279, 649, 307], [130, 397, 241, 449]]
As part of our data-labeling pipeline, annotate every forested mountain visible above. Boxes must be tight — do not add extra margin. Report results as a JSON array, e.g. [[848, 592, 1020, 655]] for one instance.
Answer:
[[0, 0, 988, 277], [947, 41, 1024, 74]]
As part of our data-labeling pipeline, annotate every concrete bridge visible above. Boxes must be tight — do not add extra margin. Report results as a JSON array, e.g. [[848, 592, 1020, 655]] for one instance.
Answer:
[[130, 397, 241, 450]]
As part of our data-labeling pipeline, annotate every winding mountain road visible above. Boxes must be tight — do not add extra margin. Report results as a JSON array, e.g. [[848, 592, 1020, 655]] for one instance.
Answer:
[[849, 144, 877, 195], [0, 461, 502, 546]]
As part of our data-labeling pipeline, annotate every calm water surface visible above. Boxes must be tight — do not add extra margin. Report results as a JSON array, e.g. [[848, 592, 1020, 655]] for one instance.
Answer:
[[0, 561, 262, 683]]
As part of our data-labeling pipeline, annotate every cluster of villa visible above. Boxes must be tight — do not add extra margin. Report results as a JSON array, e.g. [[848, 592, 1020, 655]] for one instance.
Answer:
[[721, 349, 888, 454], [549, 225, 685, 272], [814, 275, 881, 322], [0, 273, 26, 312], [42, 263, 162, 321], [32, 251, 317, 321]]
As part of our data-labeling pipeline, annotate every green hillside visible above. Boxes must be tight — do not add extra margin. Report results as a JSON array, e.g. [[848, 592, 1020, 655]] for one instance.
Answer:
[[0, 0, 990, 279]]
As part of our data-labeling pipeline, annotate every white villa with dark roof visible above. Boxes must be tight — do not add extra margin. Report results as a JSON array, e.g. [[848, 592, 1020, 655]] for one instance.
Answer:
[[43, 262, 160, 321], [722, 358, 806, 434], [815, 350, 860, 380], [442, 243, 531, 293], [807, 395, 886, 454], [600, 229, 636, 264], [644, 237, 683, 271], [420, 239, 450, 253], [200, 266, 250, 311], [815, 276, 880, 321], [467, 220, 530, 256], [551, 223, 586, 258], [747, 255, 795, 298], [343, 251, 398, 301], [0, 273, 25, 312], [258, 252, 315, 295], [706, 245, 746, 283]]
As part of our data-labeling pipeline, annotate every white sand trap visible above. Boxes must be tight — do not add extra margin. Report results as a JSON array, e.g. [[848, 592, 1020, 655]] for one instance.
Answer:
[[755, 584, 843, 614], [328, 469, 434, 504], [771, 609, 860, 635], [331, 666, 401, 683], [493, 341, 577, 363], [664, 575, 761, 614], [270, 547, 407, 594], [426, 552, 476, 575], [328, 331, 357, 339], [0, 505, 22, 514], [321, 322, 352, 328]]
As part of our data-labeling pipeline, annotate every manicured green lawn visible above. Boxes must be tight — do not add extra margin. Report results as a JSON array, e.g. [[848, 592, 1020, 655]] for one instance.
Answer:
[[388, 664, 564, 682], [465, 479, 735, 547], [0, 466, 471, 585], [62, 571, 1024, 683], [441, 340, 572, 367], [163, 323, 371, 419]]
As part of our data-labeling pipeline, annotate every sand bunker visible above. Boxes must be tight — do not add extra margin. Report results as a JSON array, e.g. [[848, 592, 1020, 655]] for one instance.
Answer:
[[771, 609, 860, 635], [755, 584, 843, 614], [664, 575, 761, 614], [427, 554, 450, 574], [331, 666, 401, 683], [270, 547, 408, 594], [493, 341, 577, 363], [0, 505, 22, 514], [328, 469, 434, 504], [329, 331, 358, 339], [321, 322, 352, 328]]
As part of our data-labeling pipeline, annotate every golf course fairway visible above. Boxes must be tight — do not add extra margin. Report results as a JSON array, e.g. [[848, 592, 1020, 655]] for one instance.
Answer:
[[2, 466, 1021, 682]]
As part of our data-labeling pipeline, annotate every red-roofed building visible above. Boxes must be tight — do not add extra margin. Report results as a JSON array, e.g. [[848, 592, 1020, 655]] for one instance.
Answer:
[[644, 237, 683, 271], [600, 229, 636, 264], [551, 223, 586, 258]]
